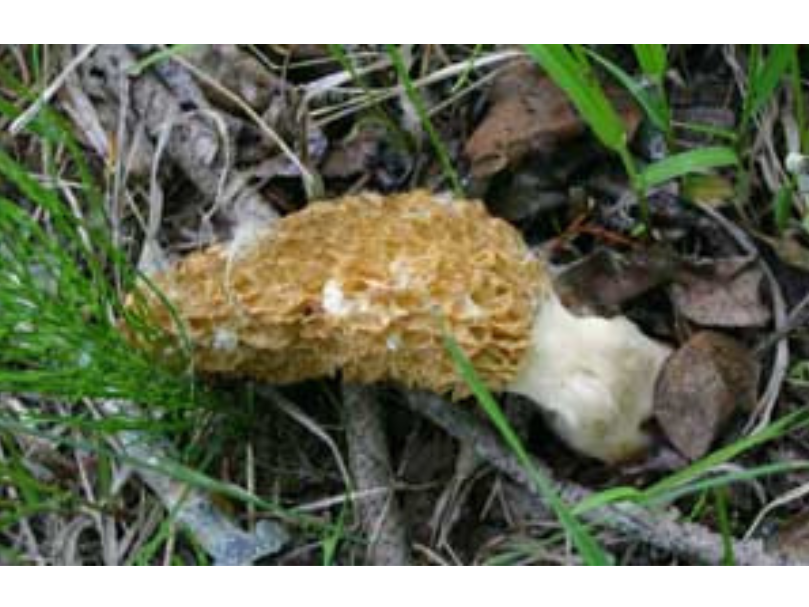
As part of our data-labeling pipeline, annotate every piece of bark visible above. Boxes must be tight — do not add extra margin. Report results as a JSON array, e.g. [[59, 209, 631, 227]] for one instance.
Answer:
[[343, 384, 410, 565]]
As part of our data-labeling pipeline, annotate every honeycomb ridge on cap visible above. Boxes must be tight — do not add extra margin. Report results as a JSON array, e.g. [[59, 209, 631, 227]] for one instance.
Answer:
[[135, 190, 549, 396]]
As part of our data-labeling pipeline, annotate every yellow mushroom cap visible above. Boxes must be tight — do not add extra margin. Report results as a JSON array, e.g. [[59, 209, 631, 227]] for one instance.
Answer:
[[131, 191, 549, 397]]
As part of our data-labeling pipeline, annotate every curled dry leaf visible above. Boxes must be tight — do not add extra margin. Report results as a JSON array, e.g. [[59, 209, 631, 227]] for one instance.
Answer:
[[672, 257, 771, 328], [654, 331, 759, 460], [464, 60, 641, 179]]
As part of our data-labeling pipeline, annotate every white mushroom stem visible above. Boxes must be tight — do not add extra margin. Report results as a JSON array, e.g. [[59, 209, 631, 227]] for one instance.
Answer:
[[507, 293, 671, 463]]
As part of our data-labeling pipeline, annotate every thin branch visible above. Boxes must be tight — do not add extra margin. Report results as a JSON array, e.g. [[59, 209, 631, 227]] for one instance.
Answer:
[[343, 384, 410, 565], [402, 390, 795, 565], [9, 44, 98, 135]]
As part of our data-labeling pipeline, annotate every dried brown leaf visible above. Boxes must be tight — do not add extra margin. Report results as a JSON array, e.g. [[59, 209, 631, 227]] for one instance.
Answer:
[[464, 60, 640, 179], [654, 331, 759, 460], [555, 246, 679, 314], [672, 257, 771, 328]]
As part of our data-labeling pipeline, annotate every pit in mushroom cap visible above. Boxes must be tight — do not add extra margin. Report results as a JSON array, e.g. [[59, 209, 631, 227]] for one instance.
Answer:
[[129, 190, 670, 463]]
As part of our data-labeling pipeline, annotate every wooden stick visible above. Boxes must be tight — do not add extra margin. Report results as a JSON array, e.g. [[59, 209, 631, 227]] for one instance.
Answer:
[[343, 385, 410, 565]]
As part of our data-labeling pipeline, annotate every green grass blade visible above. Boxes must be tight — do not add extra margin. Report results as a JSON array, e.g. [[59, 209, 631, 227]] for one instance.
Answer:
[[574, 409, 809, 515], [673, 120, 738, 143], [525, 44, 627, 153], [443, 333, 611, 565], [526, 44, 648, 226], [641, 146, 738, 188], [320, 504, 348, 565], [645, 461, 809, 506], [788, 46, 807, 152], [713, 487, 735, 565], [385, 45, 463, 197], [643, 409, 809, 503], [633, 45, 668, 82], [744, 44, 794, 124], [773, 184, 793, 233], [586, 48, 670, 134], [450, 44, 485, 94], [572, 486, 644, 516], [127, 44, 199, 76]]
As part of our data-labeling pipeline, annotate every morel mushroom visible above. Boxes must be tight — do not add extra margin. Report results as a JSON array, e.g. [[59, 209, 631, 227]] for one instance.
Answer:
[[129, 191, 670, 463]]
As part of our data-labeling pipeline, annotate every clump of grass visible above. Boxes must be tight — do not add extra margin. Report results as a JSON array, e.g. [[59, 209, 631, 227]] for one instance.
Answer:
[[0, 56, 198, 408], [740, 45, 795, 135], [526, 44, 739, 229], [0, 151, 332, 562], [0, 147, 199, 408], [0, 80, 283, 562]]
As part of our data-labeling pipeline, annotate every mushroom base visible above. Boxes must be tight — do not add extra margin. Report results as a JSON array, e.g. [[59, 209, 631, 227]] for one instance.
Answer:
[[507, 294, 671, 464]]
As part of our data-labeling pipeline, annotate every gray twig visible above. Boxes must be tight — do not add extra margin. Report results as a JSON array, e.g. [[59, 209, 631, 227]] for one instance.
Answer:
[[343, 384, 410, 565], [9, 44, 98, 135], [402, 390, 794, 565], [100, 400, 288, 565]]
